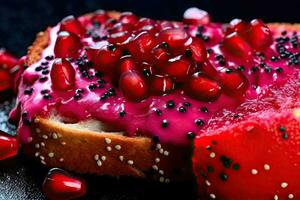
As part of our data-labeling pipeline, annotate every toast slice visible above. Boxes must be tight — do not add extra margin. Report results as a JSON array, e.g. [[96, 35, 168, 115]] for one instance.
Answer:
[[18, 10, 300, 182]]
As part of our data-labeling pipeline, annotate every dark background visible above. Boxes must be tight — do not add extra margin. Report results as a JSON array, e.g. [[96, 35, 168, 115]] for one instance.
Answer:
[[1, 0, 300, 57]]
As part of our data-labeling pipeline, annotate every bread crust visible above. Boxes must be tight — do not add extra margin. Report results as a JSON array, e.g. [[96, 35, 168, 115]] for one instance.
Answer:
[[21, 13, 300, 182]]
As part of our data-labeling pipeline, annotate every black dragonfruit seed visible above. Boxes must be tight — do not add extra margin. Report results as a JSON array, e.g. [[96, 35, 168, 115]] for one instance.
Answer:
[[161, 119, 168, 128], [167, 100, 175, 109]]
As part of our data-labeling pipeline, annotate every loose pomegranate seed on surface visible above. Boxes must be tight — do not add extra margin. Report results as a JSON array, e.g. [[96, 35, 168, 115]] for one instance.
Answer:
[[222, 32, 253, 60], [242, 19, 273, 51], [183, 7, 211, 25], [163, 55, 192, 82], [0, 130, 18, 161], [0, 48, 19, 71], [110, 22, 133, 34], [119, 70, 148, 101], [86, 43, 122, 73], [151, 46, 171, 66], [60, 15, 86, 37], [134, 18, 156, 31], [185, 72, 221, 102], [218, 69, 249, 97], [150, 75, 174, 95], [0, 69, 12, 92], [50, 58, 76, 91], [42, 168, 86, 200], [54, 31, 82, 59]]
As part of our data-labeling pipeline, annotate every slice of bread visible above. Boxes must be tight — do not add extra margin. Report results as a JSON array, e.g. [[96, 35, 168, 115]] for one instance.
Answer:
[[20, 10, 300, 182]]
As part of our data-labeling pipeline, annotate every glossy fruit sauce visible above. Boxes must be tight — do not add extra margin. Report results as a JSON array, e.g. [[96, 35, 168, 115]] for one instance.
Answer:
[[10, 8, 300, 146]]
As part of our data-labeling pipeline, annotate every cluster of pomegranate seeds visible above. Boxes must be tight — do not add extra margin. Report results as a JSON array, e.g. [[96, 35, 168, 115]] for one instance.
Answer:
[[42, 168, 87, 200], [0, 130, 19, 161], [50, 10, 282, 103], [222, 19, 273, 59]]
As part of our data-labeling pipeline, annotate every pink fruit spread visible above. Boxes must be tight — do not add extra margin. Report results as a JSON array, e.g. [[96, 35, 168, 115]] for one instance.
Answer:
[[10, 8, 300, 146]]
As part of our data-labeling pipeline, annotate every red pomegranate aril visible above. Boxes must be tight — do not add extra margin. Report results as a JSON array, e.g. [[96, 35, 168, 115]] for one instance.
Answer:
[[92, 10, 110, 25], [219, 70, 249, 97], [42, 168, 86, 200], [0, 130, 18, 160], [186, 38, 207, 63], [0, 69, 12, 91], [135, 18, 156, 30], [158, 28, 189, 49], [54, 31, 82, 59], [200, 61, 218, 78], [183, 7, 210, 25], [51, 58, 75, 91], [110, 22, 133, 34], [163, 56, 191, 82], [159, 21, 173, 30], [0, 48, 19, 70], [119, 70, 148, 101], [185, 72, 221, 102], [150, 75, 174, 95], [127, 31, 157, 62], [118, 55, 136, 75], [222, 32, 252, 59], [86, 44, 122, 73], [242, 19, 273, 51], [119, 12, 139, 24], [151, 46, 170, 66], [226, 19, 248, 35], [108, 31, 131, 44], [60, 15, 86, 37]]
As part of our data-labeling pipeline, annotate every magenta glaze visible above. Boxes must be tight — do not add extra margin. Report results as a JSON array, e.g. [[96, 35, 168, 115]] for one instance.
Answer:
[[11, 12, 300, 146]]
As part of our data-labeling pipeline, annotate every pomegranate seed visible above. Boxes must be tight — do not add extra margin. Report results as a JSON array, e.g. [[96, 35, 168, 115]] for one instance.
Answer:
[[222, 32, 252, 59], [0, 69, 12, 91], [183, 7, 210, 25], [158, 28, 189, 49], [226, 19, 248, 35], [127, 31, 157, 62], [185, 72, 221, 102], [242, 19, 273, 51], [200, 61, 218, 79], [186, 38, 207, 63], [110, 22, 133, 34], [0, 130, 18, 160], [42, 168, 86, 200], [86, 43, 122, 73], [159, 21, 174, 30], [151, 46, 170, 66], [118, 55, 136, 75], [108, 31, 131, 44], [0, 48, 19, 70], [92, 10, 110, 24], [150, 75, 174, 95], [50, 59, 75, 91], [54, 31, 82, 59], [119, 12, 139, 24], [219, 69, 249, 97], [135, 18, 156, 30], [163, 55, 191, 82], [119, 70, 148, 101], [60, 15, 86, 37]]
